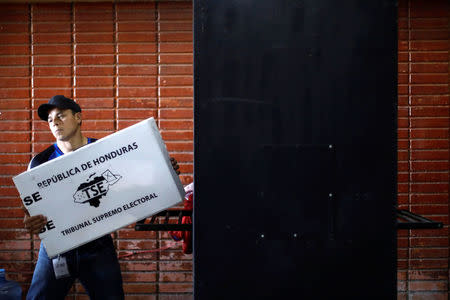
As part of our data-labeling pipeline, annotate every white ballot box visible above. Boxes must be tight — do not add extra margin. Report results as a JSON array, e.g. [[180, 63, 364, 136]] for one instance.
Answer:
[[13, 117, 185, 258]]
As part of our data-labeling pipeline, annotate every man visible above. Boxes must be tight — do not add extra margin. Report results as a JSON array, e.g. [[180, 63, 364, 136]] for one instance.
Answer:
[[23, 95, 180, 299]]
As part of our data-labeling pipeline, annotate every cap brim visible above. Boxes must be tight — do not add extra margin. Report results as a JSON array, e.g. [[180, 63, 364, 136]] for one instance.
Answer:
[[37, 104, 57, 121]]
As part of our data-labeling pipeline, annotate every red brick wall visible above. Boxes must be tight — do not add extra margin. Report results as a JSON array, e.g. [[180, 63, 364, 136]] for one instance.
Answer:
[[397, 0, 449, 299], [0, 1, 448, 299], [0, 2, 193, 299]]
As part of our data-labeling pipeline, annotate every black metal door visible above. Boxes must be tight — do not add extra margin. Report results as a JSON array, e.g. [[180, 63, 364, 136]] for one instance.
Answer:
[[194, 1, 397, 299]]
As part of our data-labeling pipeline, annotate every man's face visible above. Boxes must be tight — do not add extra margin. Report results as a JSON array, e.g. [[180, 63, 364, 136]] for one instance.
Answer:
[[47, 108, 81, 141]]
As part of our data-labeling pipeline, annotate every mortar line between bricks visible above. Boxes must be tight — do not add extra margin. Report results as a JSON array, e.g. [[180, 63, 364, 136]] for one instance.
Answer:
[[156, 4, 161, 298], [407, 0, 412, 296], [71, 2, 75, 101], [28, 3, 35, 284], [114, 2, 119, 132]]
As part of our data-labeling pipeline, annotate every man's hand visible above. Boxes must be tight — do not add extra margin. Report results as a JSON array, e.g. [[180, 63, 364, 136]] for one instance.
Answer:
[[22, 206, 47, 235], [170, 157, 180, 175]]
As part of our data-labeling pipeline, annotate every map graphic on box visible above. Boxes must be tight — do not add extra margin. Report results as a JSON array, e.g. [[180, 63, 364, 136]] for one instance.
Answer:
[[13, 117, 185, 258]]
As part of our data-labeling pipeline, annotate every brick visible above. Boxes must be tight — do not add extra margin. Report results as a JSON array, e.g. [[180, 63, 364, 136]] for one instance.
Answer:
[[411, 194, 448, 205], [0, 23, 29, 34], [119, 76, 157, 87], [0, 33, 29, 44], [159, 120, 193, 130], [118, 262, 158, 273], [75, 88, 114, 98], [411, 140, 449, 150], [33, 66, 71, 76], [0, 198, 22, 207], [410, 293, 448, 300], [165, 142, 193, 152], [75, 44, 115, 55], [411, 183, 448, 193], [160, 87, 193, 97], [411, 150, 449, 160], [410, 237, 448, 248], [159, 65, 192, 75], [117, 2, 155, 10], [159, 76, 193, 86], [83, 120, 116, 131], [411, 95, 449, 106], [0, 251, 31, 261], [122, 272, 157, 282], [409, 259, 448, 269], [118, 66, 157, 76], [159, 295, 193, 300], [33, 11, 71, 23], [75, 22, 114, 33], [411, 74, 448, 84], [33, 22, 71, 33], [410, 3, 449, 18], [0, 132, 29, 142], [159, 10, 192, 21], [411, 161, 448, 171], [33, 33, 71, 44], [0, 88, 29, 99], [0, 240, 31, 250], [74, 12, 114, 23], [118, 240, 157, 250], [159, 2, 192, 9], [117, 229, 156, 239], [159, 43, 193, 53], [410, 52, 448, 62], [0, 56, 29, 66], [411, 172, 449, 182], [410, 85, 448, 95], [160, 32, 192, 42], [75, 76, 114, 87], [159, 272, 192, 282], [75, 55, 115, 65], [117, 109, 157, 119], [158, 283, 192, 293], [118, 99, 157, 109], [33, 88, 73, 99], [411, 63, 448, 73], [0, 99, 30, 110], [411, 30, 449, 40], [160, 22, 192, 32], [160, 131, 193, 141], [118, 44, 157, 53], [0, 66, 29, 77], [410, 18, 449, 29], [409, 270, 449, 281], [118, 87, 156, 98], [410, 129, 449, 139], [123, 284, 157, 294], [118, 54, 157, 65], [117, 11, 156, 22], [0, 77, 30, 88], [81, 109, 114, 120], [117, 33, 156, 43], [117, 22, 157, 32], [411, 118, 449, 128], [34, 77, 72, 88], [411, 205, 449, 215], [409, 280, 448, 291], [75, 66, 114, 76], [33, 45, 71, 55], [159, 109, 193, 119], [33, 55, 72, 65], [0, 154, 30, 164], [0, 12, 28, 22]]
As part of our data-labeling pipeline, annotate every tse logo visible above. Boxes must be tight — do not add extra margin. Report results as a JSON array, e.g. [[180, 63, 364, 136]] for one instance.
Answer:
[[23, 191, 43, 206]]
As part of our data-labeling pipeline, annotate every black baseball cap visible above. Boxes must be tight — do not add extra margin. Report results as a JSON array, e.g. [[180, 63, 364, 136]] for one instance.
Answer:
[[38, 95, 81, 121]]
